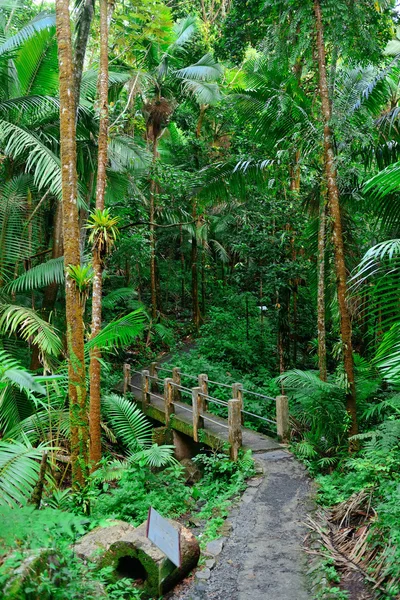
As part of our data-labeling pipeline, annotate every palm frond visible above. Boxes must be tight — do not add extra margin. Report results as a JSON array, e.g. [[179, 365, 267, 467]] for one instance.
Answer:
[[0, 118, 62, 198], [181, 80, 221, 105], [0, 13, 56, 57], [80, 69, 131, 102], [174, 54, 223, 82], [0, 304, 62, 357], [102, 393, 152, 451], [169, 15, 198, 50], [129, 444, 178, 467], [7, 256, 65, 293], [86, 309, 146, 351], [0, 440, 49, 507], [108, 136, 151, 173]]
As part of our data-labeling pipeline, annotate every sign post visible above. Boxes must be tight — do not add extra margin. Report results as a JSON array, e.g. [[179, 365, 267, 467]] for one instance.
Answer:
[[146, 507, 181, 568]]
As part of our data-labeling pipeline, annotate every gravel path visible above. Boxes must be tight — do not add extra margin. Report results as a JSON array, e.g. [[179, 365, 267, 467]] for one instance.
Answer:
[[171, 449, 313, 600]]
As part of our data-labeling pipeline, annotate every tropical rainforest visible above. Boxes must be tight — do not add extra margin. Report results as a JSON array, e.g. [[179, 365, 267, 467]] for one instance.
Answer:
[[0, 0, 400, 598]]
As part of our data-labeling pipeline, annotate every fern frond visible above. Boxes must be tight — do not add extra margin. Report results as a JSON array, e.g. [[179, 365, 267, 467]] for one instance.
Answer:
[[102, 394, 152, 451]]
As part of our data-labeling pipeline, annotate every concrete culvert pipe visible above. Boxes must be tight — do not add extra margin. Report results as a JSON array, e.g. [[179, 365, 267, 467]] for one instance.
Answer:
[[74, 520, 200, 597]]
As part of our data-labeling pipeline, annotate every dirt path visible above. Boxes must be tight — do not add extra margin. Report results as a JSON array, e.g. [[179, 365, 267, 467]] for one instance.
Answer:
[[171, 449, 313, 600]]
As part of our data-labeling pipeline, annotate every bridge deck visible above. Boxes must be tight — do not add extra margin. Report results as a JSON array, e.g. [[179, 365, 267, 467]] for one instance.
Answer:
[[130, 375, 281, 454]]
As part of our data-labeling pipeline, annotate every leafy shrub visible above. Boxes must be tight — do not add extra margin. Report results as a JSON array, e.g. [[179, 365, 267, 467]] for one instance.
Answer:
[[0, 506, 89, 558], [91, 463, 192, 525]]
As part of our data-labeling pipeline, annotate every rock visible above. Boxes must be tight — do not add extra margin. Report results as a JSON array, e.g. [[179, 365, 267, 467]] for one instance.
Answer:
[[74, 520, 136, 563], [180, 458, 202, 484], [220, 520, 232, 535], [75, 519, 200, 598], [205, 538, 225, 557], [247, 477, 262, 487], [205, 559, 215, 569], [254, 459, 264, 474], [195, 568, 211, 580]]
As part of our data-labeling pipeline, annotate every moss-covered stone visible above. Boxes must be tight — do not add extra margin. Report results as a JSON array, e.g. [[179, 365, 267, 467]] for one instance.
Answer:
[[74, 519, 199, 598]]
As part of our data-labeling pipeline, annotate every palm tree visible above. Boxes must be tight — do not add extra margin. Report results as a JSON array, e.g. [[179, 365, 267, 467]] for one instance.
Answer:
[[136, 16, 222, 319]]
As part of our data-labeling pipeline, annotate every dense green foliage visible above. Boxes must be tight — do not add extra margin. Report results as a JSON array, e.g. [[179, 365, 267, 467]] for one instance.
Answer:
[[1, 0, 400, 597]]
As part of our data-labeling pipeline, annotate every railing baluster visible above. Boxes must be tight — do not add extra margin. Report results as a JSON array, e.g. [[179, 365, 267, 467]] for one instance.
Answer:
[[123, 363, 131, 396], [141, 369, 150, 412], [150, 362, 159, 393], [164, 378, 174, 426], [198, 373, 208, 412], [192, 386, 204, 442], [172, 367, 181, 403], [276, 395, 290, 442], [232, 382, 244, 425], [228, 398, 242, 461]]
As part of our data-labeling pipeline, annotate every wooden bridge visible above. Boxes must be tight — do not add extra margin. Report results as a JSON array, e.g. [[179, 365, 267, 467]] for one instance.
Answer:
[[123, 363, 290, 459]]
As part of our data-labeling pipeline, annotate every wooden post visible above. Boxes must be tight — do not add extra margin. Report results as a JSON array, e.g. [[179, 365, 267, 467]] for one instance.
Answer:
[[142, 370, 150, 412], [228, 399, 242, 462], [172, 367, 181, 403], [150, 361, 159, 393], [123, 363, 131, 396], [164, 378, 174, 426], [232, 382, 244, 425], [192, 386, 204, 442], [276, 395, 290, 442], [198, 373, 208, 412]]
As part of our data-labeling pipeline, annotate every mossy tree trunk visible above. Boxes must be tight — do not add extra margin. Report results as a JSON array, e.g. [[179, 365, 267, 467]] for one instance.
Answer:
[[55, 0, 89, 486], [33, 0, 94, 370], [317, 196, 327, 382], [314, 0, 357, 436], [89, 0, 109, 468]]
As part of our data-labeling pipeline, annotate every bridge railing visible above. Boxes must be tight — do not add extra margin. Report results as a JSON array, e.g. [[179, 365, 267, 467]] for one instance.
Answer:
[[123, 363, 290, 461]]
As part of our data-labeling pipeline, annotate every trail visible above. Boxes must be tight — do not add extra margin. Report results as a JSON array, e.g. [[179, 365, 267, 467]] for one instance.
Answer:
[[170, 450, 313, 600]]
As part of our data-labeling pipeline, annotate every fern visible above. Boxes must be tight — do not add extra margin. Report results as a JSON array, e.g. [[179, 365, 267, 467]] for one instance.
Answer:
[[102, 394, 152, 451]]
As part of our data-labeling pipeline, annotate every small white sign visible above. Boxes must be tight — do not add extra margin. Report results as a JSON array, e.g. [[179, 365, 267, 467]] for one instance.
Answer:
[[146, 507, 181, 567]]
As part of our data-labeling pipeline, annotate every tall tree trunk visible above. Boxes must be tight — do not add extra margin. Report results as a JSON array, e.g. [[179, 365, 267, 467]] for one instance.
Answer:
[[180, 225, 185, 309], [314, 0, 357, 436], [74, 0, 95, 108], [317, 196, 327, 381], [34, 0, 94, 370], [191, 210, 201, 330], [89, 0, 108, 469], [149, 143, 158, 320], [55, 0, 88, 486], [201, 239, 206, 316]]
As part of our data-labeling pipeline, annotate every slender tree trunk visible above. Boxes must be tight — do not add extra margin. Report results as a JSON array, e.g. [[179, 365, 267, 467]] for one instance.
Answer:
[[314, 0, 357, 436], [317, 196, 327, 381], [55, 0, 89, 486], [180, 225, 185, 309], [149, 143, 158, 320], [89, 0, 109, 468], [201, 239, 206, 316], [74, 0, 95, 109], [191, 209, 201, 330], [33, 0, 94, 370]]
